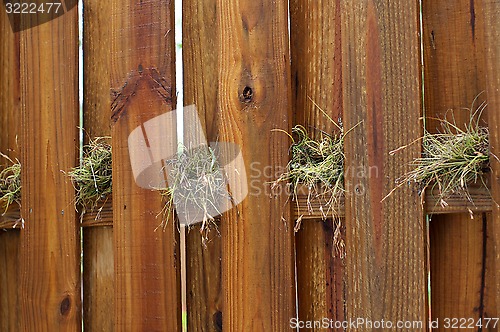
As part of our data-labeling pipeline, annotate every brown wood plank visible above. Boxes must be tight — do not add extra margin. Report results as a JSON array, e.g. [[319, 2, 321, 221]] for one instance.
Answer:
[[182, 0, 223, 330], [342, 0, 428, 328], [0, 231, 20, 332], [82, 0, 114, 330], [483, 0, 500, 317], [289, 0, 346, 328], [429, 214, 485, 325], [110, 0, 181, 330], [0, 11, 20, 330], [217, 0, 296, 329], [18, 6, 81, 331], [185, 227, 222, 331], [422, 0, 497, 324]]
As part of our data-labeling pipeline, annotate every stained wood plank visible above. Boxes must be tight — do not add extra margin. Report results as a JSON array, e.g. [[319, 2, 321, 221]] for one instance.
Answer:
[[342, 0, 428, 327], [422, 0, 497, 323], [217, 0, 296, 329], [483, 0, 500, 317], [289, 0, 346, 328], [182, 0, 223, 330], [185, 227, 222, 332], [0, 12, 20, 330], [18, 6, 81, 331], [82, 1, 114, 330], [0, 231, 20, 332], [110, 0, 181, 330], [430, 214, 486, 325]]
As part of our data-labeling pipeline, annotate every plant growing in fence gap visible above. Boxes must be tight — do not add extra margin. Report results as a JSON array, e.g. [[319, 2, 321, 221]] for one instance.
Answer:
[[68, 137, 112, 216], [0, 152, 20, 212], [272, 103, 356, 255], [158, 144, 230, 243], [0, 152, 22, 228], [386, 99, 495, 216]]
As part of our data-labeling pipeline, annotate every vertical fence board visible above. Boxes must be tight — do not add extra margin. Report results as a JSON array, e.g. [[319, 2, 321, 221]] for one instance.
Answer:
[[82, 0, 114, 330], [19, 5, 81, 331], [422, 0, 497, 322], [110, 0, 181, 330], [483, 0, 500, 316], [342, 0, 428, 328], [217, 0, 296, 330], [0, 9, 20, 331], [0, 231, 19, 331], [429, 214, 487, 322], [183, 0, 223, 330], [289, 0, 346, 327]]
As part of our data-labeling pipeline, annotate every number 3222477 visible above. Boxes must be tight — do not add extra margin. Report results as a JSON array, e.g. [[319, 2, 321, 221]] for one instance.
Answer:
[[441, 317, 499, 329], [5, 2, 62, 15]]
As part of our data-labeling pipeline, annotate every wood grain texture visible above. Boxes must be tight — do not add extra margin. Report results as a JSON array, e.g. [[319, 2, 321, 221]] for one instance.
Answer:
[[422, 0, 497, 323], [0, 231, 20, 332], [0, 12, 21, 331], [217, 0, 296, 330], [429, 214, 489, 325], [183, 0, 223, 330], [82, 0, 114, 330], [483, 0, 500, 317], [110, 0, 181, 330], [342, 0, 428, 327], [186, 228, 222, 332], [19, 5, 81, 331], [289, 0, 346, 328]]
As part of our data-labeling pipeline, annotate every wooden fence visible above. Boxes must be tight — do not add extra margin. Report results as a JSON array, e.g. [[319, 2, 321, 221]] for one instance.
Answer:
[[0, 0, 499, 331]]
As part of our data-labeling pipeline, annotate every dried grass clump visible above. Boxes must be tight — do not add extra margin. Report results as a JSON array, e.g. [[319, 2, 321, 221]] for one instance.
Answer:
[[0, 153, 21, 214], [389, 100, 492, 208], [272, 107, 353, 256], [159, 144, 230, 241], [273, 124, 345, 210], [69, 138, 112, 211]]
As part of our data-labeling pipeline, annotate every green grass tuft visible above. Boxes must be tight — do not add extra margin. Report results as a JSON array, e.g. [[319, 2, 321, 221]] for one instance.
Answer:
[[272, 124, 345, 209], [389, 99, 492, 207], [69, 137, 112, 211], [0, 153, 21, 214], [272, 101, 353, 256]]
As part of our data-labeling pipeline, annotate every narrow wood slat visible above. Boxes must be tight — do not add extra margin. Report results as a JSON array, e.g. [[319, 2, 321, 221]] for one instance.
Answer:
[[342, 0, 428, 327], [217, 0, 296, 329], [289, 0, 346, 327], [483, 0, 500, 317], [19, 6, 81, 331], [182, 0, 223, 330], [422, 0, 497, 323], [82, 1, 115, 329], [110, 0, 181, 330], [0, 12, 21, 330]]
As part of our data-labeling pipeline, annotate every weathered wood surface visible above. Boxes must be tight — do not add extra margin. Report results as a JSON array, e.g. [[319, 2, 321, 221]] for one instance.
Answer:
[[183, 0, 223, 330], [342, 0, 428, 328], [19, 5, 81, 331], [217, 0, 296, 329], [422, 0, 497, 323], [0, 9, 21, 331], [289, 0, 346, 327], [110, 0, 181, 330], [82, 0, 114, 330], [483, 0, 500, 318]]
